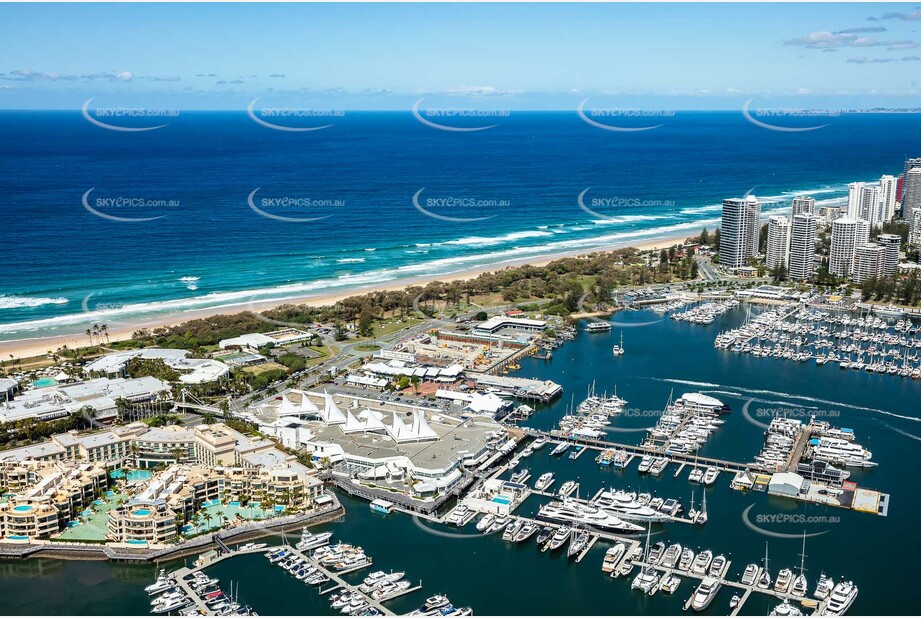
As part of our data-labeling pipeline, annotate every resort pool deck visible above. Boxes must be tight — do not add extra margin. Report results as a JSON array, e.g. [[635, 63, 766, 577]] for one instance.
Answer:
[[53, 492, 129, 542], [181, 502, 280, 536], [31, 378, 58, 388], [109, 469, 153, 482]]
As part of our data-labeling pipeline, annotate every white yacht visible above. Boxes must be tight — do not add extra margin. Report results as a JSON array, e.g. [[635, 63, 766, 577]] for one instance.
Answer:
[[593, 490, 671, 523], [475, 514, 495, 532], [825, 580, 858, 615], [631, 566, 660, 594], [557, 480, 578, 497], [814, 572, 833, 600], [770, 599, 804, 616], [538, 500, 645, 533], [702, 466, 720, 485], [534, 472, 555, 492], [690, 549, 713, 575], [689, 577, 721, 611], [601, 544, 626, 573]]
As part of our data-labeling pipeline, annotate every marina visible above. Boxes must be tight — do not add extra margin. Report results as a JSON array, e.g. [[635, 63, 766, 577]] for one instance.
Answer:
[[0, 305, 915, 615]]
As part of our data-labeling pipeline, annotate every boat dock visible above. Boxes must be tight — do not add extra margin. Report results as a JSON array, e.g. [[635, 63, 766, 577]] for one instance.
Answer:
[[541, 431, 772, 475], [630, 557, 830, 616]]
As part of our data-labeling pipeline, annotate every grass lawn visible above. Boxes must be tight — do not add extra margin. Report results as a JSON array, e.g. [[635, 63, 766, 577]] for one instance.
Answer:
[[242, 361, 288, 374]]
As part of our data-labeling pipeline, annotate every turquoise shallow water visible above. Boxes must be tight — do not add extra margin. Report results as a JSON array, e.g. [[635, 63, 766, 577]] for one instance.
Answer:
[[0, 306, 917, 615]]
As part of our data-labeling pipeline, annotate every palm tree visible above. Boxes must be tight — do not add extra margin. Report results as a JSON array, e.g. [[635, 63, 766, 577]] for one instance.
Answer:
[[85, 329, 93, 346], [100, 324, 109, 344]]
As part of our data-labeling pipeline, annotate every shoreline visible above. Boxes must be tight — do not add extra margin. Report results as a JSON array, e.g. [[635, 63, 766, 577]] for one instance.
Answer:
[[0, 233, 690, 360]]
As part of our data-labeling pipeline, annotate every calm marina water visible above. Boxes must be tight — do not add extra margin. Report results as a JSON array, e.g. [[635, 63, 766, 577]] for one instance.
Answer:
[[0, 306, 917, 615]]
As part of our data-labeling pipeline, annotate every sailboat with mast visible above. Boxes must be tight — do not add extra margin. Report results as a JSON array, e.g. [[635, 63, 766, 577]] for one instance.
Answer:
[[791, 532, 808, 597], [613, 332, 625, 356], [757, 542, 772, 589]]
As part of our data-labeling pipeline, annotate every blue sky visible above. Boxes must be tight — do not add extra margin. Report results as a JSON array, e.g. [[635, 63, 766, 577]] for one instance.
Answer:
[[1, 2, 920, 110]]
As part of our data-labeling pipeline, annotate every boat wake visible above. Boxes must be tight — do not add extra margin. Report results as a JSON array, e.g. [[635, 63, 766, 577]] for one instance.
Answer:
[[652, 378, 921, 424], [411, 515, 485, 540]]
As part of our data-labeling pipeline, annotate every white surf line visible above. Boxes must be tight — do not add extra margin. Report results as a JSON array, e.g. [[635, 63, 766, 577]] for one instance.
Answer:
[[651, 377, 921, 423]]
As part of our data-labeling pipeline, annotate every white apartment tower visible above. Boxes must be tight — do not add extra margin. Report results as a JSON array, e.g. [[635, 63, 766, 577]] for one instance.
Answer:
[[789, 213, 817, 281], [765, 216, 791, 270], [792, 196, 816, 217], [879, 175, 898, 223], [877, 233, 901, 277], [719, 195, 762, 270], [852, 244, 885, 283], [829, 218, 870, 278], [846, 182, 864, 219]]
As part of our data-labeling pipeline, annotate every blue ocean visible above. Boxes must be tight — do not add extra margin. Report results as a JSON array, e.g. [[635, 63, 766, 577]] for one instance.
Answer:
[[1, 110, 918, 341]]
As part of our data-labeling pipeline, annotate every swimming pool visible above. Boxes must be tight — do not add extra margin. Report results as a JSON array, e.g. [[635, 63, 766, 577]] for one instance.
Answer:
[[491, 495, 512, 505], [31, 378, 58, 388], [126, 539, 149, 546], [12, 505, 33, 512], [133, 509, 151, 516], [109, 469, 153, 482]]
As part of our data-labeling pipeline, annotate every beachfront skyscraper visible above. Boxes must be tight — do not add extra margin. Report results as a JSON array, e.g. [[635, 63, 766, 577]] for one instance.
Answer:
[[792, 196, 816, 217], [789, 213, 817, 281], [903, 168, 921, 218], [765, 216, 791, 271], [846, 183, 881, 227], [829, 218, 870, 278], [877, 233, 901, 277], [846, 182, 864, 219], [879, 175, 898, 223], [902, 157, 921, 216], [719, 195, 761, 270]]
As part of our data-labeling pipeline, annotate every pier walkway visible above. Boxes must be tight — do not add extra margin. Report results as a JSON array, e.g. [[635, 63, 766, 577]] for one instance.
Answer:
[[628, 557, 830, 616], [535, 429, 771, 475]]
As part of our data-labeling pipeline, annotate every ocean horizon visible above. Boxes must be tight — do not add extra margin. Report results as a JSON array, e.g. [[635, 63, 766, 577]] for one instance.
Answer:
[[2, 110, 918, 342]]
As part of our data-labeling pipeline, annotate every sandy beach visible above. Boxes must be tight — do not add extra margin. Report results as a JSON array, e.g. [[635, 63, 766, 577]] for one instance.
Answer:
[[0, 233, 691, 360]]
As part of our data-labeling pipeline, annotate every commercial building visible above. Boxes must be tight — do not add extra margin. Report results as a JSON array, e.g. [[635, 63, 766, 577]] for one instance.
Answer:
[[472, 316, 547, 336], [829, 218, 870, 278], [0, 376, 171, 424], [85, 348, 229, 385], [719, 195, 762, 270], [218, 328, 313, 350], [765, 216, 791, 270], [254, 389, 505, 498], [788, 213, 818, 281]]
